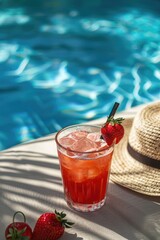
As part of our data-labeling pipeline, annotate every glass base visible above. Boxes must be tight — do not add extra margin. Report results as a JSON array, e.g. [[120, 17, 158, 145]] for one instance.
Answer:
[[66, 197, 106, 212]]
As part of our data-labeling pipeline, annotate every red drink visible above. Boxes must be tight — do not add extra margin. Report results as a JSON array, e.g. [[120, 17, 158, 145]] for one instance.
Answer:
[[55, 125, 114, 212]]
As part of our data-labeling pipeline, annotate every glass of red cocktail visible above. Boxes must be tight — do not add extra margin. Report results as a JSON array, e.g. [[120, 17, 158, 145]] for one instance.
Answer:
[[55, 124, 114, 212]]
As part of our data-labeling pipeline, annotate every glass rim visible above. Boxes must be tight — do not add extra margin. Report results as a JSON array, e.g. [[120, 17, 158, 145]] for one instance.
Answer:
[[55, 124, 114, 154]]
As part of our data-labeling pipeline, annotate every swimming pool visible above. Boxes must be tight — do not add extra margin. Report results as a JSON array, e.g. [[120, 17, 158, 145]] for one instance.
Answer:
[[0, 0, 160, 150]]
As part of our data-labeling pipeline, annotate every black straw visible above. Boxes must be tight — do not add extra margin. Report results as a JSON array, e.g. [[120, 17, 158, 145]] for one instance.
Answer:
[[108, 102, 120, 119]]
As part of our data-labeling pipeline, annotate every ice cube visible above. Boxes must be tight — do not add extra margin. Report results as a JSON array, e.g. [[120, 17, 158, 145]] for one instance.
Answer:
[[59, 137, 75, 147], [71, 138, 97, 152], [88, 168, 100, 178], [87, 132, 101, 142], [70, 130, 88, 140], [74, 170, 88, 182], [96, 141, 108, 150]]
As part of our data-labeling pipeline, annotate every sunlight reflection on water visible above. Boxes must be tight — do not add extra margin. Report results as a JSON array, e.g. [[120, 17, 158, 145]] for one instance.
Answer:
[[0, 1, 160, 150]]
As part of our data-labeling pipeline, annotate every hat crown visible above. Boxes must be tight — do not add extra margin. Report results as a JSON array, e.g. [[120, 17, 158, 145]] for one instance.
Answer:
[[129, 102, 160, 161]]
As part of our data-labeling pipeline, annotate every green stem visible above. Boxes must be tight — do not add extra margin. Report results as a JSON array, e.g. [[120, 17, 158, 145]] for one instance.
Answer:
[[13, 211, 26, 224]]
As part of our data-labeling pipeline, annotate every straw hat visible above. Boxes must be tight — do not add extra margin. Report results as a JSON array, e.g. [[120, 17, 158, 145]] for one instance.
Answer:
[[110, 101, 160, 196]]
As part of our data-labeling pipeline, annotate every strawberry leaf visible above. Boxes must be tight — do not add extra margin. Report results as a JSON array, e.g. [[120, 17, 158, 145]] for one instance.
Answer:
[[55, 210, 74, 228], [6, 226, 29, 240], [107, 116, 124, 125]]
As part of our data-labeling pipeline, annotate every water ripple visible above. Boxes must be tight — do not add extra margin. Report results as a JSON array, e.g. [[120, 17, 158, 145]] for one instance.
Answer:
[[0, 2, 160, 150]]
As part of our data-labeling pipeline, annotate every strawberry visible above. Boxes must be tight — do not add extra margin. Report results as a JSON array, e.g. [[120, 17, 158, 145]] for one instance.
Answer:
[[114, 122, 125, 144], [5, 211, 32, 240], [101, 116, 124, 146], [32, 210, 74, 240]]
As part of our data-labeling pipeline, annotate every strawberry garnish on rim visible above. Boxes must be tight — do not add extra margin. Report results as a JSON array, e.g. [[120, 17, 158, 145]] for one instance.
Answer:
[[101, 102, 125, 146]]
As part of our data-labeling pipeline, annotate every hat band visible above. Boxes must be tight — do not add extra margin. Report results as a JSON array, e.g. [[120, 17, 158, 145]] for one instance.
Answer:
[[127, 143, 160, 169]]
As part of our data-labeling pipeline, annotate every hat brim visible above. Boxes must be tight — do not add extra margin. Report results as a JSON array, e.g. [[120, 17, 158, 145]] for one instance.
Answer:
[[110, 118, 160, 196]]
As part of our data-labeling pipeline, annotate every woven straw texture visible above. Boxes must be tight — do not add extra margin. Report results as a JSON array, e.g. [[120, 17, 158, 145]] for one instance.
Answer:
[[129, 102, 160, 161], [111, 102, 160, 196]]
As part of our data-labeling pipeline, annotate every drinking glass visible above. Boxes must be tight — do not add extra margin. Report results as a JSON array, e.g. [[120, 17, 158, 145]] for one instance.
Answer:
[[55, 124, 114, 212]]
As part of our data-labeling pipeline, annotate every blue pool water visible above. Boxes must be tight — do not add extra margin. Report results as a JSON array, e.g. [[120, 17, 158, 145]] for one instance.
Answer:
[[0, 0, 160, 150]]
